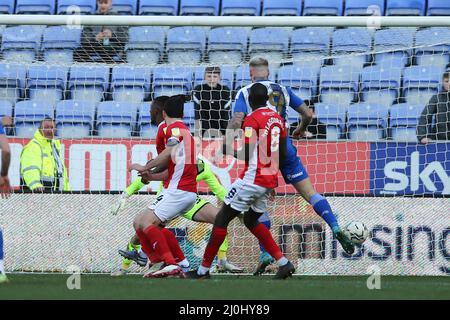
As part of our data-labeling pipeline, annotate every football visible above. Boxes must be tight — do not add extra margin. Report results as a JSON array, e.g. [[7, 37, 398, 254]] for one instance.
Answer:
[[344, 221, 369, 245]]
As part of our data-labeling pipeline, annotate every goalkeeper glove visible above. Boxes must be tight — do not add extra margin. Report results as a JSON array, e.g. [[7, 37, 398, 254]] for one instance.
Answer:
[[111, 192, 129, 215]]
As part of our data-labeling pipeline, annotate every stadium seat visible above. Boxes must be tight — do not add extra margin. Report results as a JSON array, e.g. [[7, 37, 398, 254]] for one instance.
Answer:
[[166, 27, 206, 65], [389, 103, 423, 142], [291, 27, 331, 70], [403, 66, 442, 105], [152, 66, 192, 98], [15, 0, 55, 14], [1, 26, 42, 63], [0, 0, 15, 14], [347, 103, 389, 141], [249, 28, 291, 67], [55, 100, 96, 138], [180, 0, 219, 16], [386, 0, 426, 16], [361, 65, 402, 107], [277, 65, 318, 101], [111, 65, 152, 103], [138, 102, 156, 138], [0, 63, 27, 103], [57, 0, 96, 15], [221, 0, 261, 16], [112, 0, 137, 15], [42, 26, 81, 64], [319, 65, 360, 107], [193, 66, 235, 90], [27, 65, 69, 104], [183, 101, 195, 131], [126, 26, 166, 65], [332, 28, 372, 69], [68, 65, 110, 103], [427, 0, 450, 15], [14, 100, 55, 138], [303, 0, 343, 16], [208, 27, 249, 65], [262, 0, 302, 16], [0, 100, 13, 118], [415, 27, 450, 69], [344, 0, 385, 16], [96, 101, 136, 138], [314, 103, 347, 140], [234, 65, 276, 91], [139, 0, 178, 15], [373, 28, 416, 67]]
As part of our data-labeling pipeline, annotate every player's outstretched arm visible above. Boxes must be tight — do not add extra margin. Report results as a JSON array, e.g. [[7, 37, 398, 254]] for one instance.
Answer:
[[111, 177, 147, 215], [292, 102, 313, 139]]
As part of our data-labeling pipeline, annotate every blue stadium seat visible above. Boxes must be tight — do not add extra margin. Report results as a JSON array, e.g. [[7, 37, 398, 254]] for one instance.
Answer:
[[373, 28, 416, 67], [314, 103, 347, 140], [15, 0, 55, 14], [166, 27, 206, 65], [57, 0, 96, 14], [319, 65, 360, 107], [1, 26, 42, 63], [96, 101, 136, 138], [361, 65, 402, 107], [27, 65, 69, 104], [332, 28, 372, 69], [234, 65, 276, 91], [193, 66, 235, 89], [69, 65, 110, 103], [183, 101, 195, 131], [42, 26, 81, 64], [291, 27, 331, 70], [277, 65, 318, 101], [0, 0, 15, 14], [112, 0, 137, 15], [415, 27, 450, 68], [126, 26, 166, 65], [221, 0, 261, 16], [389, 103, 423, 142], [14, 100, 55, 138], [262, 0, 302, 16], [344, 0, 385, 16], [180, 0, 219, 16], [55, 100, 96, 138], [152, 66, 192, 98], [208, 27, 248, 65], [111, 65, 152, 103], [427, 0, 450, 15], [0, 100, 13, 118], [249, 28, 291, 67], [386, 0, 426, 16], [139, 0, 178, 15], [138, 102, 157, 138], [347, 103, 389, 141], [303, 0, 343, 16], [0, 63, 27, 103], [403, 66, 442, 105]]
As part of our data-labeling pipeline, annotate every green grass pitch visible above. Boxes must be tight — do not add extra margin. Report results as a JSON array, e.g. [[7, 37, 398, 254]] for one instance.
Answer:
[[0, 274, 449, 300]]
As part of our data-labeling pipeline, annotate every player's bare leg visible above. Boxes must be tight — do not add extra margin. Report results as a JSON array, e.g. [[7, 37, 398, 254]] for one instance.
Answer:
[[193, 203, 243, 273], [292, 178, 355, 255]]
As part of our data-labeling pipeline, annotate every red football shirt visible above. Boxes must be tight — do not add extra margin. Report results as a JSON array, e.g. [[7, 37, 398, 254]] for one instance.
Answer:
[[165, 121, 197, 193], [155, 121, 169, 188], [239, 107, 287, 189]]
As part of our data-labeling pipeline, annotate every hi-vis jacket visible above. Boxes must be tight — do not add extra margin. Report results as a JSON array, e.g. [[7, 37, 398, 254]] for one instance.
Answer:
[[20, 130, 70, 191]]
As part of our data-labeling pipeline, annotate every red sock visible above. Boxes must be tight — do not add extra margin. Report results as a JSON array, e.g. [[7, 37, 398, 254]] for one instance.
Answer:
[[161, 228, 185, 263], [135, 229, 155, 260], [143, 225, 177, 265], [201, 226, 227, 268], [250, 223, 283, 261]]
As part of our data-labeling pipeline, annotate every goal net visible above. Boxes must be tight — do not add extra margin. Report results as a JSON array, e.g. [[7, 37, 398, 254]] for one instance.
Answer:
[[0, 16, 449, 275]]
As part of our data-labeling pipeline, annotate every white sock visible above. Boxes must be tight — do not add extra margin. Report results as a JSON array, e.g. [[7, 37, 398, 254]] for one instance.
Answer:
[[177, 259, 190, 268], [138, 250, 147, 259], [197, 265, 210, 275], [277, 257, 288, 267], [0, 260, 4, 274]]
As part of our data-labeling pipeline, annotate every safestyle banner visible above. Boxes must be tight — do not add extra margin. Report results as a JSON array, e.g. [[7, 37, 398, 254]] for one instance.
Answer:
[[4, 139, 449, 196]]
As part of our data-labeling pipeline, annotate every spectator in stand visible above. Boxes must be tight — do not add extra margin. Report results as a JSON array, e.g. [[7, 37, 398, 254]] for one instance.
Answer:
[[417, 71, 450, 144], [289, 100, 327, 139], [1, 116, 14, 136], [75, 0, 128, 63], [193, 67, 232, 137]]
